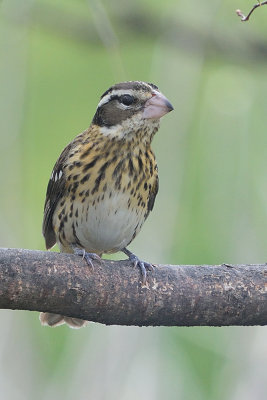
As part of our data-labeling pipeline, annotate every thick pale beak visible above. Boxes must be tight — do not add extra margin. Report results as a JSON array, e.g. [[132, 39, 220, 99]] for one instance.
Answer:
[[143, 91, 174, 119]]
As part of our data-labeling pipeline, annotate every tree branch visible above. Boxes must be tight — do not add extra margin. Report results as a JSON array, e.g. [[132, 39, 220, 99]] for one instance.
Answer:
[[0, 248, 266, 326], [236, 1, 267, 21]]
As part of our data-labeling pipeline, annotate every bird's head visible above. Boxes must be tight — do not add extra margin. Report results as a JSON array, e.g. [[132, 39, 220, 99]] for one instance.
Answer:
[[91, 81, 173, 144]]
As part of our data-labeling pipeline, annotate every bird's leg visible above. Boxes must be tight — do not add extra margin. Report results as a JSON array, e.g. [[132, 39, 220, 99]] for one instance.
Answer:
[[72, 247, 102, 269], [122, 248, 154, 284]]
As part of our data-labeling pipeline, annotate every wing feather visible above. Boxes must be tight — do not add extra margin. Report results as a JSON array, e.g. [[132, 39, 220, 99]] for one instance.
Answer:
[[42, 143, 73, 249]]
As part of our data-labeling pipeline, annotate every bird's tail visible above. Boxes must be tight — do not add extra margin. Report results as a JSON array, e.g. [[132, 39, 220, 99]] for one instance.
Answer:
[[39, 312, 88, 329]]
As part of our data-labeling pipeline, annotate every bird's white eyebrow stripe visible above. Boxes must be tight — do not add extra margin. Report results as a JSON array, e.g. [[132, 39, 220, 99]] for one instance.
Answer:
[[97, 90, 132, 108], [97, 89, 136, 108], [96, 82, 159, 109]]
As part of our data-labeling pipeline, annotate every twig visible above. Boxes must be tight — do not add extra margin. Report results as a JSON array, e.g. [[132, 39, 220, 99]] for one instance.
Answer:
[[0, 248, 267, 326], [236, 1, 267, 21]]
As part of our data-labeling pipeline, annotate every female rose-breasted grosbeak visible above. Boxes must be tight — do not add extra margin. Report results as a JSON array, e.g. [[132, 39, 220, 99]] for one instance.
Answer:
[[40, 81, 173, 328]]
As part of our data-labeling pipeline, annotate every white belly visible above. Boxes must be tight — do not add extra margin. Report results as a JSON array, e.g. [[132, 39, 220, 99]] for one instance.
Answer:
[[73, 191, 145, 254]]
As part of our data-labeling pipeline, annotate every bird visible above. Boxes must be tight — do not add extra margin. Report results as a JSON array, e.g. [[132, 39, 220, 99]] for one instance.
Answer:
[[40, 81, 173, 328]]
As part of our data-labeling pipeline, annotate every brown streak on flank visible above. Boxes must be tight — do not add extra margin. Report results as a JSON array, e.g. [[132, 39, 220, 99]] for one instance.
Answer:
[[80, 145, 94, 160], [128, 158, 134, 176], [138, 156, 143, 171], [112, 159, 124, 178], [92, 171, 105, 194], [71, 182, 79, 193], [98, 160, 110, 174], [135, 180, 142, 191], [115, 175, 122, 190], [98, 155, 116, 175], [83, 156, 100, 173], [81, 173, 90, 184]]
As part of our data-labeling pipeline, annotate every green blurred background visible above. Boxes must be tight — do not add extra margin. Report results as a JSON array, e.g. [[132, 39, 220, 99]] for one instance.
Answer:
[[1, 0, 267, 399]]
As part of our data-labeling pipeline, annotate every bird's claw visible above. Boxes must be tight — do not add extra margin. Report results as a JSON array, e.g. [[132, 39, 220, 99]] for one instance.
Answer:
[[127, 252, 154, 284], [73, 247, 101, 270], [83, 253, 101, 270]]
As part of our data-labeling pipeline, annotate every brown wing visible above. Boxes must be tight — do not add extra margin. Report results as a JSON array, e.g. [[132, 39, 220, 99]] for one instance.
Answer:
[[42, 143, 73, 249]]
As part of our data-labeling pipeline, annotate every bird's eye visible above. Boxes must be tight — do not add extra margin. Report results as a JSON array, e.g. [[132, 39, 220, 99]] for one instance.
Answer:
[[119, 94, 134, 106]]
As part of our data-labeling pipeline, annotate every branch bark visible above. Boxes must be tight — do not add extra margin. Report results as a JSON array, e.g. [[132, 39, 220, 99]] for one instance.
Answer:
[[0, 248, 266, 326]]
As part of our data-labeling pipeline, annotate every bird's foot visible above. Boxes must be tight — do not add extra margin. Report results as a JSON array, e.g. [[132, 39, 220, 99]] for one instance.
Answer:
[[122, 248, 154, 285], [73, 247, 102, 270]]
